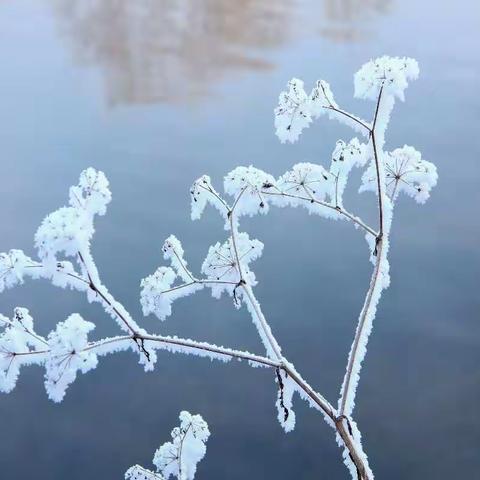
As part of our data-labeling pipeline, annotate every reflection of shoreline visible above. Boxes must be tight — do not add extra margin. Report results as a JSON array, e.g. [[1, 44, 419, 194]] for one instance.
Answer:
[[52, 0, 392, 106], [53, 0, 293, 106], [320, 0, 392, 43]]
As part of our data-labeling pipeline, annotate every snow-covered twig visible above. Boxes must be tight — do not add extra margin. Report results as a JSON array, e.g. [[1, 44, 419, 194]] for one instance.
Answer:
[[0, 57, 438, 480]]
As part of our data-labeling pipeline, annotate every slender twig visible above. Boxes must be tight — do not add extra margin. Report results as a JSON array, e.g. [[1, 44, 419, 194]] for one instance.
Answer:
[[197, 183, 230, 212], [77, 250, 139, 335], [228, 187, 248, 280], [262, 190, 377, 237], [171, 248, 195, 282], [339, 86, 389, 419], [0, 316, 48, 346], [325, 106, 371, 133]]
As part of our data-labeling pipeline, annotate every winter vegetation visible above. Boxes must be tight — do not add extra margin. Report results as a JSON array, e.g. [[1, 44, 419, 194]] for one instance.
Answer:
[[0, 56, 437, 479], [125, 411, 210, 480]]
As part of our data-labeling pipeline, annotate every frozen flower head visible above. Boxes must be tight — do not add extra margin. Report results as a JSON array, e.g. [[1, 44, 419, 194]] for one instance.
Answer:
[[69, 168, 111, 216], [309, 79, 337, 117], [0, 308, 41, 393], [35, 207, 93, 261], [190, 175, 226, 221], [153, 411, 210, 480], [202, 233, 263, 302], [330, 139, 367, 206], [140, 266, 177, 320], [354, 56, 419, 101], [331, 138, 366, 170], [44, 313, 97, 402], [126, 411, 210, 480], [140, 265, 201, 321], [0, 327, 29, 393], [224, 166, 276, 217], [125, 466, 160, 480], [0, 249, 35, 293], [34, 168, 111, 263], [162, 235, 192, 282], [274, 163, 334, 214], [360, 145, 438, 203], [275, 78, 312, 143]]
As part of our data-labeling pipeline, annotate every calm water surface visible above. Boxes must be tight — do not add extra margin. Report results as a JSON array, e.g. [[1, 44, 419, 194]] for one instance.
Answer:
[[0, 1, 479, 478]]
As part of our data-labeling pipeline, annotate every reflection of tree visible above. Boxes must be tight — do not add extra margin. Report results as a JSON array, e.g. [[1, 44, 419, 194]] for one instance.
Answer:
[[53, 0, 293, 106], [53, 0, 393, 106], [320, 0, 392, 43]]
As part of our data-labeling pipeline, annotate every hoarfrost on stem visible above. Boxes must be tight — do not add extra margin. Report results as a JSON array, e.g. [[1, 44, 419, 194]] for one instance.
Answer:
[[0, 56, 438, 480]]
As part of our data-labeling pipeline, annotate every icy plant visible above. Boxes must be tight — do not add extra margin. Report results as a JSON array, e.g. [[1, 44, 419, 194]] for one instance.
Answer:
[[126, 411, 210, 480], [0, 57, 437, 480]]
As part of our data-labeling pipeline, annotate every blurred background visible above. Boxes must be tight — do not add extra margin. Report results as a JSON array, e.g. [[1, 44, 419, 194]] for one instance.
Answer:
[[0, 0, 479, 478]]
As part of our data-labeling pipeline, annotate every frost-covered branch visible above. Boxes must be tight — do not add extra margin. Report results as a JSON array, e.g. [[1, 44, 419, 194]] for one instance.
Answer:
[[0, 57, 438, 480]]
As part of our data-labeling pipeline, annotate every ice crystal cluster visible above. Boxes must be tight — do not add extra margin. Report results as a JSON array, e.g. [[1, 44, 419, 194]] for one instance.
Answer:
[[126, 411, 210, 480], [0, 56, 438, 480]]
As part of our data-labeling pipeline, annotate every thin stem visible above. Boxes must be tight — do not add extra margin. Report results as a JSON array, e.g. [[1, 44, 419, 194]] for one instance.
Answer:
[[172, 248, 195, 282], [339, 87, 389, 418], [239, 283, 372, 476], [371, 86, 386, 237], [282, 364, 335, 421], [325, 106, 371, 133], [24, 264, 90, 286], [336, 418, 369, 480], [159, 279, 238, 295], [241, 283, 283, 361], [228, 187, 248, 280], [262, 190, 377, 237], [177, 422, 194, 479], [318, 81, 371, 134], [197, 183, 230, 212], [338, 237, 385, 417], [0, 316, 48, 346], [77, 251, 139, 335]]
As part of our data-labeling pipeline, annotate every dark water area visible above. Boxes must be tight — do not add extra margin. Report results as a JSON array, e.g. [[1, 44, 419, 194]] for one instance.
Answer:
[[0, 0, 479, 478]]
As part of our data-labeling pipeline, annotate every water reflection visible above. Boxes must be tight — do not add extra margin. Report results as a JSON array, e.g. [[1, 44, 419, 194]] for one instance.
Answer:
[[53, 0, 294, 105], [53, 0, 392, 106], [320, 0, 392, 42]]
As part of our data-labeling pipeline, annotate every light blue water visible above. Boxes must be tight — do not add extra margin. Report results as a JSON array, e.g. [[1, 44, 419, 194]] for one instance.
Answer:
[[0, 1, 479, 478]]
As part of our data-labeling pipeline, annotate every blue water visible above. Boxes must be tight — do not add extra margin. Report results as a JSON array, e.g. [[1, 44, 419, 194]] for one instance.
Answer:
[[0, 0, 479, 478]]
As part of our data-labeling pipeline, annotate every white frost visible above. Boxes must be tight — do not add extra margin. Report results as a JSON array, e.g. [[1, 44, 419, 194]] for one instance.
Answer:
[[360, 145, 438, 203], [44, 313, 97, 402], [127, 411, 210, 480], [354, 56, 419, 102]]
